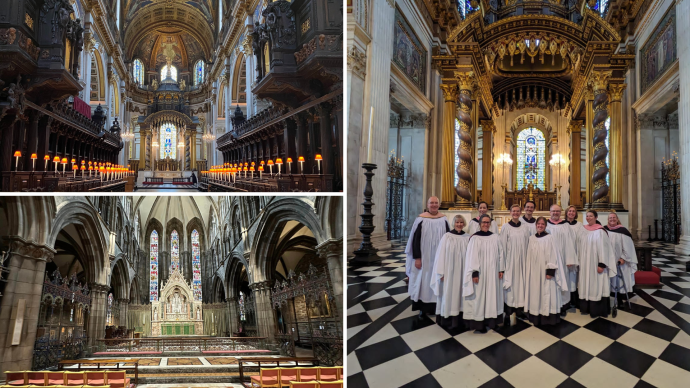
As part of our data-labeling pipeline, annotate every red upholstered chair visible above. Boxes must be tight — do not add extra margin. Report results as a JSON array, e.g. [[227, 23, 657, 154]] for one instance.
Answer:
[[318, 367, 338, 382], [3, 371, 26, 386], [335, 366, 343, 380], [279, 368, 298, 387], [288, 382, 318, 388], [85, 371, 106, 386], [297, 368, 319, 382], [249, 368, 280, 388], [651, 266, 661, 276], [26, 371, 47, 386], [64, 372, 85, 386], [46, 371, 66, 386], [635, 271, 660, 286], [105, 371, 130, 388], [318, 381, 343, 388]]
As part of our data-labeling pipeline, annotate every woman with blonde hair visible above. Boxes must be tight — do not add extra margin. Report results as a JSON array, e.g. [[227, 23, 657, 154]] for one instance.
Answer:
[[432, 214, 471, 329], [605, 212, 637, 301]]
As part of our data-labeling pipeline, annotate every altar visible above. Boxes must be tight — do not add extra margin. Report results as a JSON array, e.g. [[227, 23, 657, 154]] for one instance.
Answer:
[[151, 268, 203, 336]]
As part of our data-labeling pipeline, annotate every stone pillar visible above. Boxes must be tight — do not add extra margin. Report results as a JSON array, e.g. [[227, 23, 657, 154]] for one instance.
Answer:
[[227, 298, 238, 335], [481, 120, 495, 206], [608, 83, 627, 209], [118, 299, 129, 328], [569, 121, 584, 208], [316, 238, 343, 320], [676, 0, 690, 253], [87, 283, 109, 349], [440, 83, 459, 208], [455, 71, 475, 208], [0, 239, 53, 374], [140, 128, 150, 170], [588, 70, 612, 208], [250, 281, 275, 342]]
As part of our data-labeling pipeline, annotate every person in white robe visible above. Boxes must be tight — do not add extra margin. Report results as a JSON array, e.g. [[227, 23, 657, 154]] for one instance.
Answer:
[[500, 204, 531, 324], [578, 210, 617, 318], [545, 204, 579, 315], [431, 214, 470, 329], [405, 196, 450, 317], [524, 217, 568, 325], [520, 200, 537, 235], [463, 214, 505, 332], [564, 205, 585, 306], [468, 201, 499, 235], [605, 212, 637, 301]]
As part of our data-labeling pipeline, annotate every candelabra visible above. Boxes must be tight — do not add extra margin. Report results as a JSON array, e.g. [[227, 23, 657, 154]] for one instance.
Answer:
[[352, 163, 381, 266]]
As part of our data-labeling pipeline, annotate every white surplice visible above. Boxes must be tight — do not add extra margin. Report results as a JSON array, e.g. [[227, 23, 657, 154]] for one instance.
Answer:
[[545, 220, 579, 307], [524, 233, 567, 318], [405, 216, 450, 303], [431, 231, 470, 317], [462, 233, 505, 322], [577, 228, 617, 302], [500, 221, 531, 309], [468, 218, 499, 235], [520, 216, 537, 236], [605, 227, 637, 292]]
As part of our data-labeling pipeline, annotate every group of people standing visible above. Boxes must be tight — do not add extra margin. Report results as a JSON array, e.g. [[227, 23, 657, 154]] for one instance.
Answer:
[[405, 197, 637, 333]]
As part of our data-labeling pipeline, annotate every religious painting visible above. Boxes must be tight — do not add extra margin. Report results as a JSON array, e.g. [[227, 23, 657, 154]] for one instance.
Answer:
[[308, 292, 332, 319], [641, 7, 676, 94], [155, 36, 184, 70], [392, 7, 426, 92], [516, 127, 546, 190]]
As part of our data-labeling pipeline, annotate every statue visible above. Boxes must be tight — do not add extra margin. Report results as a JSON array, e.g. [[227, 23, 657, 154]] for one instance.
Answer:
[[179, 79, 186, 91], [151, 78, 159, 91], [196, 308, 201, 320]]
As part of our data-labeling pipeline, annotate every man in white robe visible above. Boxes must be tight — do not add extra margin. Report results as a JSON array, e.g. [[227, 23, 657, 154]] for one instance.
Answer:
[[500, 204, 530, 324], [431, 215, 470, 329], [545, 204, 578, 315], [463, 214, 505, 333], [405, 196, 450, 318], [605, 212, 637, 301], [520, 200, 537, 235]]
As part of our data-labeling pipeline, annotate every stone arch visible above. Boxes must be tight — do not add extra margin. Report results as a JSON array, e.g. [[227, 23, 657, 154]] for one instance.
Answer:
[[186, 217, 206, 252], [90, 51, 106, 103], [0, 197, 55, 246], [225, 253, 251, 300], [314, 196, 342, 241], [110, 255, 131, 301], [231, 52, 247, 104], [211, 275, 226, 303], [129, 275, 142, 305], [250, 198, 326, 283]]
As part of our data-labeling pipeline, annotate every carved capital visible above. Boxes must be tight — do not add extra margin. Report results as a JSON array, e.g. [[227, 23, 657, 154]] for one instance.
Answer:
[[316, 238, 343, 258], [5, 237, 55, 262], [440, 84, 459, 103], [454, 71, 475, 92], [608, 83, 627, 102], [588, 70, 613, 92], [568, 120, 584, 133], [89, 282, 110, 294], [347, 46, 367, 80], [480, 120, 496, 133]]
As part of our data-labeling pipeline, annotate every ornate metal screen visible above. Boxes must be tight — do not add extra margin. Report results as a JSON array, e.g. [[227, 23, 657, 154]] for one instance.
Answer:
[[661, 156, 681, 243], [236, 291, 258, 337], [385, 152, 406, 241]]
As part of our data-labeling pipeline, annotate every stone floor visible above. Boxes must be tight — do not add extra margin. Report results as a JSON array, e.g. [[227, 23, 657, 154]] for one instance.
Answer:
[[347, 241, 690, 388]]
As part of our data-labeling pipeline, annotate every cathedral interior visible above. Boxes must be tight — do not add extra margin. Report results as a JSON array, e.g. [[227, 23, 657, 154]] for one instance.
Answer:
[[0, 0, 343, 193], [0, 195, 343, 384], [347, 0, 690, 386]]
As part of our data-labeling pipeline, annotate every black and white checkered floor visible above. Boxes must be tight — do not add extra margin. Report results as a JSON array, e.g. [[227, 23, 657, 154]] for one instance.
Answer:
[[347, 241, 690, 388]]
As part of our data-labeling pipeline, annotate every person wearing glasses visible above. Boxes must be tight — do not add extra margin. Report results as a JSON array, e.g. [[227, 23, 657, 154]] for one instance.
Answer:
[[520, 200, 538, 235], [468, 201, 498, 235], [564, 205, 585, 306], [431, 214, 470, 329], [462, 214, 505, 333], [577, 210, 617, 318], [524, 217, 567, 326], [405, 196, 450, 318], [500, 204, 531, 325], [604, 212, 637, 303], [545, 204, 579, 316]]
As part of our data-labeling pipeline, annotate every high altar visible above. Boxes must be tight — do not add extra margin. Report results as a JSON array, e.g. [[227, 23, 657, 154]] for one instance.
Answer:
[[151, 268, 203, 336]]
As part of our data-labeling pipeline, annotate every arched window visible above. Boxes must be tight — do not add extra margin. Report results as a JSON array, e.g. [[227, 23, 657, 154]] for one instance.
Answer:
[[133, 59, 144, 85], [239, 291, 246, 321], [171, 230, 180, 271], [107, 293, 113, 325], [194, 60, 204, 86], [150, 230, 159, 301], [134, 214, 139, 242], [160, 64, 178, 81], [191, 230, 202, 301], [160, 123, 177, 159], [516, 127, 546, 190]]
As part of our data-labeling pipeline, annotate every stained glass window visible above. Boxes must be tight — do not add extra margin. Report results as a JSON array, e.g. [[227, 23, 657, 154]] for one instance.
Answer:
[[454, 118, 460, 188], [516, 127, 546, 190], [107, 293, 113, 325], [160, 123, 177, 159], [134, 214, 139, 241], [191, 230, 202, 301], [605, 117, 610, 187], [133, 59, 144, 85], [160, 64, 178, 81], [150, 230, 159, 301], [171, 230, 180, 271], [239, 291, 246, 321], [194, 60, 204, 86]]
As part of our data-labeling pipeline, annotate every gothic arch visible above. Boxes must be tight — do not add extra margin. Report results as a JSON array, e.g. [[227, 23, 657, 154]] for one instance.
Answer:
[[0, 197, 55, 246], [314, 196, 342, 241], [110, 255, 131, 301]]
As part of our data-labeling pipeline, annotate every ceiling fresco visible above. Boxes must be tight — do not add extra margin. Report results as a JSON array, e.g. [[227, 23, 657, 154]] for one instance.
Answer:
[[124, 0, 214, 29], [132, 29, 205, 71]]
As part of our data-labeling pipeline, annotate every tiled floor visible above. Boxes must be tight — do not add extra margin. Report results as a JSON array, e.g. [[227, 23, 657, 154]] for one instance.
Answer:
[[347, 241, 690, 388]]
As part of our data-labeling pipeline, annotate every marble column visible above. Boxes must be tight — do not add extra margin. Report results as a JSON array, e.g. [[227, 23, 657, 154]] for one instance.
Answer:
[[250, 281, 275, 341], [609, 83, 627, 210], [87, 283, 109, 348], [588, 70, 612, 209], [676, 0, 690, 252], [316, 238, 343, 320], [0, 239, 53, 374], [440, 83, 459, 208], [455, 71, 475, 208], [481, 120, 495, 206], [569, 121, 584, 208]]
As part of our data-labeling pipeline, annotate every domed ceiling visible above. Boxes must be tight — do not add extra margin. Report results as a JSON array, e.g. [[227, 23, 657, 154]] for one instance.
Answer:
[[132, 28, 205, 71]]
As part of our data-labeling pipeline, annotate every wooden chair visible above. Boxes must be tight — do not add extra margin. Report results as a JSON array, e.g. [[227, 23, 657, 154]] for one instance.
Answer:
[[317, 367, 339, 382], [288, 382, 318, 388], [105, 371, 130, 388], [334, 366, 343, 380], [45, 371, 65, 385], [279, 367, 299, 387], [249, 368, 281, 388], [26, 371, 47, 386], [64, 371, 85, 386], [297, 367, 319, 382], [3, 371, 26, 386], [85, 371, 106, 386], [318, 381, 343, 388]]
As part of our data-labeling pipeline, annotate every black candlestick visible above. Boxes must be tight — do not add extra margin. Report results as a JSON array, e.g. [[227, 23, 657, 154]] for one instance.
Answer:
[[352, 163, 381, 266]]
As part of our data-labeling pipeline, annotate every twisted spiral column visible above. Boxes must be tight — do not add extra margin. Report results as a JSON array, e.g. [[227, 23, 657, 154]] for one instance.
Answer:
[[589, 70, 612, 207], [440, 83, 459, 208], [456, 71, 475, 207]]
